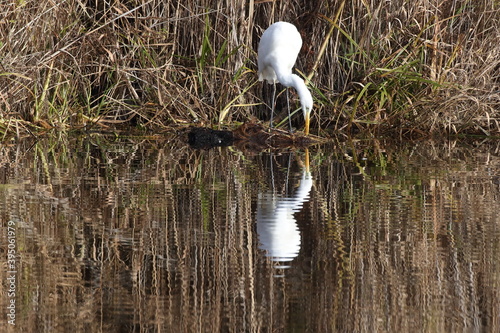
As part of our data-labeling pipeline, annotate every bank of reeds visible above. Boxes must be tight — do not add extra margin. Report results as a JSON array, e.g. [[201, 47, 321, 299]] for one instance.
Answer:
[[1, 0, 499, 137]]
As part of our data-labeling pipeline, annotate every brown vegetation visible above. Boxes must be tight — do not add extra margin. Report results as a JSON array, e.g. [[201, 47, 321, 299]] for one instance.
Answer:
[[0, 0, 499, 137]]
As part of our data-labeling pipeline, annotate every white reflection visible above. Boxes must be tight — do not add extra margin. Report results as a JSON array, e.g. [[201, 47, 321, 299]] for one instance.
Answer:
[[256, 151, 312, 266]]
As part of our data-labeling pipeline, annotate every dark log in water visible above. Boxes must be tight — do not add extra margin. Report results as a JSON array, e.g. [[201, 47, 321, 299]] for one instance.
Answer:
[[187, 127, 234, 149], [187, 123, 323, 150]]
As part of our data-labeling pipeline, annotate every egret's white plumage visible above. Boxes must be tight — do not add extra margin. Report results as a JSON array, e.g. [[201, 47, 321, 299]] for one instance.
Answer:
[[258, 22, 313, 135]]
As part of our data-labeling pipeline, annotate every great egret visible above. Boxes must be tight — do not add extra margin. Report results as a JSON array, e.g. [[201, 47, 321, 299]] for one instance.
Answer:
[[258, 21, 313, 135]]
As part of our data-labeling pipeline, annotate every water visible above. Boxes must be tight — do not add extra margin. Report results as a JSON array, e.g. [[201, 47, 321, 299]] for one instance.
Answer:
[[1, 134, 499, 332]]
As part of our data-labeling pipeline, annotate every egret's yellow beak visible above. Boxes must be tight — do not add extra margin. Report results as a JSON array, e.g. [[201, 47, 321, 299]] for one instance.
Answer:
[[304, 113, 310, 135]]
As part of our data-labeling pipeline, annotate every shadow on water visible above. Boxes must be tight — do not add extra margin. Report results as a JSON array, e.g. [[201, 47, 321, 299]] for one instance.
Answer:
[[0, 133, 499, 332]]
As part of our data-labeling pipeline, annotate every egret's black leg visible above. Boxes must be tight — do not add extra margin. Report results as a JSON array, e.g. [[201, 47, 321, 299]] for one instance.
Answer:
[[286, 88, 293, 132], [269, 82, 276, 129]]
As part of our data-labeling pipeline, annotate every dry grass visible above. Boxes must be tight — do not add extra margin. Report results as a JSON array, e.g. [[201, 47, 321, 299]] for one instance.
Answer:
[[0, 0, 499, 137]]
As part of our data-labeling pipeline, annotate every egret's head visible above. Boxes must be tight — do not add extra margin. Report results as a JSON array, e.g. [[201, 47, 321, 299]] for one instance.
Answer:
[[288, 74, 313, 135], [301, 92, 313, 136]]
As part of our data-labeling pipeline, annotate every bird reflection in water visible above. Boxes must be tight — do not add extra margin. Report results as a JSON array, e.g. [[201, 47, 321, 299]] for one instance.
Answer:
[[256, 150, 312, 269]]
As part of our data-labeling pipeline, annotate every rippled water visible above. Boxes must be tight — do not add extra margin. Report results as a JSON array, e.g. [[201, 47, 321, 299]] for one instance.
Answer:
[[0, 134, 499, 332]]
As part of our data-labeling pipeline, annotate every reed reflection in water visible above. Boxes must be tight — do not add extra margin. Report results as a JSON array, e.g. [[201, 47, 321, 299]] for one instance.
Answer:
[[0, 135, 499, 333], [256, 151, 312, 266]]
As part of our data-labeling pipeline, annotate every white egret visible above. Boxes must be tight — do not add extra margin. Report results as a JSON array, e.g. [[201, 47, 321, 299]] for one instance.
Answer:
[[258, 21, 313, 135]]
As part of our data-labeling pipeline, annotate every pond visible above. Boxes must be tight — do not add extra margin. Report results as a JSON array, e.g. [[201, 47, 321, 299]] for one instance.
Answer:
[[1, 133, 499, 332]]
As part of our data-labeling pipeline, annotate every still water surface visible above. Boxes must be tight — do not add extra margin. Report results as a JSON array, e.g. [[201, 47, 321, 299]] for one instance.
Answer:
[[0, 134, 499, 332]]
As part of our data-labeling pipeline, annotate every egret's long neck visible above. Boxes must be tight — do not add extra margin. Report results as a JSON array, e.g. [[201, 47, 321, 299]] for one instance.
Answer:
[[290, 74, 312, 114], [287, 74, 308, 101], [275, 68, 313, 135], [275, 71, 312, 114], [275, 70, 302, 91]]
